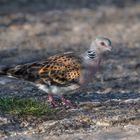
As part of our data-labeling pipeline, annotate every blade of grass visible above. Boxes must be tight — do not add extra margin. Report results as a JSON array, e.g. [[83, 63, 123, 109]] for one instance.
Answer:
[[0, 97, 56, 117]]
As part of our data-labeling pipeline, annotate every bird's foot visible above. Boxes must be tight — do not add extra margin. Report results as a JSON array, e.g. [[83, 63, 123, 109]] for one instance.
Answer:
[[61, 96, 77, 108], [48, 94, 77, 108], [48, 94, 58, 107]]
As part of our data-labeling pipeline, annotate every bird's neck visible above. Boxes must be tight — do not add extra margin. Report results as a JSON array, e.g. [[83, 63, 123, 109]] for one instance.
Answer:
[[79, 51, 101, 86], [82, 49, 102, 66]]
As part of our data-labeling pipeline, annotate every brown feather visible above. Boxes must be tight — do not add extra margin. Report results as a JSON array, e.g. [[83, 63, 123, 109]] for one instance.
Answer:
[[38, 54, 81, 85], [4, 53, 82, 86]]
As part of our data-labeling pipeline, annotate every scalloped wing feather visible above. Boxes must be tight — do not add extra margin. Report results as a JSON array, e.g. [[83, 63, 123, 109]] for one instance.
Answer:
[[39, 54, 81, 85], [6, 53, 82, 86]]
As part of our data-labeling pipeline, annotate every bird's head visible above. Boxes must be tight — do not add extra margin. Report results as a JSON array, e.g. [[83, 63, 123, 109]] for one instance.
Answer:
[[87, 36, 112, 59], [95, 36, 112, 52]]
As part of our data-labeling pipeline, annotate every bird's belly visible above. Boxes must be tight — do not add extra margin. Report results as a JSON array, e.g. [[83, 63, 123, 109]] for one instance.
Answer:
[[51, 84, 80, 95], [36, 84, 49, 93], [36, 84, 79, 96]]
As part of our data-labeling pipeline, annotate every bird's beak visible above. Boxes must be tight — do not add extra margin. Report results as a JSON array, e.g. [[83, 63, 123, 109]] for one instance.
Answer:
[[107, 45, 112, 51]]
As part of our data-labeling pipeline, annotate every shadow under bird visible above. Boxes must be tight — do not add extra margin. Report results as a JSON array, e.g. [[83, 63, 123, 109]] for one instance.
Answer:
[[0, 36, 112, 107]]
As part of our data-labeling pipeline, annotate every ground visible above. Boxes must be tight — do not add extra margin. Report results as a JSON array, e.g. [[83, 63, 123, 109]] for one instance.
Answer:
[[0, 0, 140, 139]]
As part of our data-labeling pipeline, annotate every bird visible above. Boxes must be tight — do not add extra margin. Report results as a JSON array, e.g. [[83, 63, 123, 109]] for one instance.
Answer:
[[0, 36, 112, 107]]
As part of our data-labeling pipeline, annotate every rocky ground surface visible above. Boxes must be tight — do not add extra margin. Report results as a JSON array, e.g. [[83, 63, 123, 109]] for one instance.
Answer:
[[0, 0, 140, 139]]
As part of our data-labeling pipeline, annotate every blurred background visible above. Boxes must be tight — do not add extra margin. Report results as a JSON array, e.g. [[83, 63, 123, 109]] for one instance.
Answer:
[[0, 0, 140, 93], [0, 1, 140, 139]]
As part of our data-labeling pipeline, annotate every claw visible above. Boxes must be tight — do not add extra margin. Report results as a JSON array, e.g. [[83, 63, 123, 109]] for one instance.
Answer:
[[47, 94, 77, 108], [61, 96, 77, 108]]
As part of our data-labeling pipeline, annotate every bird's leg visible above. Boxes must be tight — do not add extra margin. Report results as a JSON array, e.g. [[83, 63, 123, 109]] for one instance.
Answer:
[[37, 84, 58, 107], [61, 96, 76, 107], [48, 94, 58, 107]]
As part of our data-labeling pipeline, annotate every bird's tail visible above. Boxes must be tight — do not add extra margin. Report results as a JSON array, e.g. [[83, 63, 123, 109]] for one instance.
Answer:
[[0, 66, 10, 75]]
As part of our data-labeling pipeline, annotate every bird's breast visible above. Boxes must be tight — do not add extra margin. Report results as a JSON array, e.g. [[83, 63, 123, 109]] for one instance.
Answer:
[[79, 59, 100, 85]]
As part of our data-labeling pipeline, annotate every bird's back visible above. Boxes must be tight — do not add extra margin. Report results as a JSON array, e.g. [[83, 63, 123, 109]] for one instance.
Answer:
[[2, 53, 82, 86]]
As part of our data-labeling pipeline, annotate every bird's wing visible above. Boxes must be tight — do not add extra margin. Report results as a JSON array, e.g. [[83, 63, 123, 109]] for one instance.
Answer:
[[6, 53, 82, 85], [6, 61, 47, 81], [38, 53, 81, 85]]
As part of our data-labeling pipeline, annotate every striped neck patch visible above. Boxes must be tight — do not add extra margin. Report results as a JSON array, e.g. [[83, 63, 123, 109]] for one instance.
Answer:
[[87, 50, 96, 59]]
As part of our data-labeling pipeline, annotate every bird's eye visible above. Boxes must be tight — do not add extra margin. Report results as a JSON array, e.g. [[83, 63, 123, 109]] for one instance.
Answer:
[[100, 42, 105, 46]]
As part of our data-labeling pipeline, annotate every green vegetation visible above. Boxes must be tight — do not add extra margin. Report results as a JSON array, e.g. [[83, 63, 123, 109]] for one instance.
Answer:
[[0, 97, 55, 117]]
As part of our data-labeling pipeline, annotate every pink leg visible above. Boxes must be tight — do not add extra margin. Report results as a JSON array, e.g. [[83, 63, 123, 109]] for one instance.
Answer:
[[61, 96, 76, 107], [48, 94, 58, 107]]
